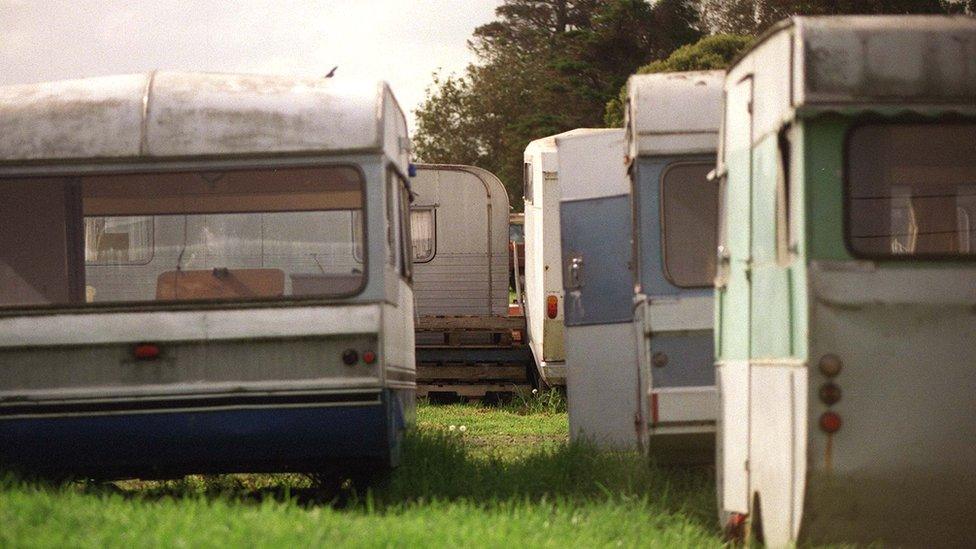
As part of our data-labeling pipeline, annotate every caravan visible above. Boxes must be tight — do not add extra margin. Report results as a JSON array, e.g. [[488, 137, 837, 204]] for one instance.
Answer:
[[714, 17, 976, 546], [0, 72, 416, 479], [625, 71, 724, 461]]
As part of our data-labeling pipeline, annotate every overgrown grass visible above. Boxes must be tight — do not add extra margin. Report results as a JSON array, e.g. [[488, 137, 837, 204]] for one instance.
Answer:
[[0, 402, 722, 547]]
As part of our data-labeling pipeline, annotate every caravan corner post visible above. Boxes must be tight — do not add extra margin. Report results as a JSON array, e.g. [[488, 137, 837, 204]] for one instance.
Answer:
[[0, 72, 416, 479], [715, 16, 976, 547]]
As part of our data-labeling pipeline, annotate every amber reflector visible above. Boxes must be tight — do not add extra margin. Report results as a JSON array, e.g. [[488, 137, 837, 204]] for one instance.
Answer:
[[546, 295, 558, 319]]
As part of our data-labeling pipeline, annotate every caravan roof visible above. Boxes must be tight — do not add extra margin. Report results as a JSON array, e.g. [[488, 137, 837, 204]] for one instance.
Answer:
[[554, 128, 626, 201], [0, 71, 408, 166], [625, 71, 724, 160], [727, 16, 976, 143]]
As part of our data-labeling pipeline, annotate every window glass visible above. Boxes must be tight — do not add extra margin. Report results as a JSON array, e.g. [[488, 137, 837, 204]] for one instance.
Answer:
[[85, 216, 153, 265], [0, 166, 365, 309], [660, 162, 719, 287], [410, 207, 436, 263], [847, 123, 976, 258]]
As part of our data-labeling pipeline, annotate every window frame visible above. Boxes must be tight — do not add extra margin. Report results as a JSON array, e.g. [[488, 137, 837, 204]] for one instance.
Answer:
[[0, 162, 370, 313], [842, 117, 976, 262], [409, 205, 437, 264], [658, 160, 720, 289]]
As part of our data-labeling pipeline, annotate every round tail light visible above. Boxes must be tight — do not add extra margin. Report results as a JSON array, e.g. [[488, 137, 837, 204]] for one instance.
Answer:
[[362, 350, 376, 364], [818, 382, 842, 405], [546, 295, 558, 319], [818, 354, 843, 378], [819, 411, 842, 434], [341, 349, 358, 366]]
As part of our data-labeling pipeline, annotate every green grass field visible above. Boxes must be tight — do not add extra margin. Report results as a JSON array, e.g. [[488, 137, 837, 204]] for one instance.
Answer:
[[0, 397, 722, 547]]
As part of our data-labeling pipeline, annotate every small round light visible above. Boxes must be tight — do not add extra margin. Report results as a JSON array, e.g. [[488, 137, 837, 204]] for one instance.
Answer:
[[819, 382, 842, 406], [652, 352, 668, 368], [341, 349, 358, 366], [819, 411, 842, 433], [818, 354, 843, 378], [133, 343, 161, 360], [362, 350, 376, 364]]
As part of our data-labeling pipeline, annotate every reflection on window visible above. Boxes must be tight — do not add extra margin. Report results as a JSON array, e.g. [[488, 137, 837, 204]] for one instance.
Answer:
[[660, 162, 719, 288], [410, 207, 436, 262], [847, 124, 976, 258], [0, 166, 366, 309], [85, 216, 153, 264]]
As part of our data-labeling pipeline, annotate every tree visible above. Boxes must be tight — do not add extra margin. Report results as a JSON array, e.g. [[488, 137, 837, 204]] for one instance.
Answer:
[[604, 34, 753, 127], [413, 0, 703, 206]]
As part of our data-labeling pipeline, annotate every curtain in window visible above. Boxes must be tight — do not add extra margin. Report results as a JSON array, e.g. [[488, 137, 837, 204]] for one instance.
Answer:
[[410, 209, 435, 262]]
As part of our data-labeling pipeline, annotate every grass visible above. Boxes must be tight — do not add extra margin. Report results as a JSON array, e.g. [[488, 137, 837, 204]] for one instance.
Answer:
[[0, 395, 722, 548]]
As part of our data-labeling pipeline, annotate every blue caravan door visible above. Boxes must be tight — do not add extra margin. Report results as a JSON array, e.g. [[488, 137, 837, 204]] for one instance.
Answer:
[[560, 193, 644, 449], [560, 195, 633, 326]]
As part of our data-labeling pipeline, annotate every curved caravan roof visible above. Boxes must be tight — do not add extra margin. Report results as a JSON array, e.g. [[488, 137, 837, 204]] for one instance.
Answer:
[[413, 163, 509, 205], [728, 16, 976, 142], [0, 71, 409, 167], [553, 128, 627, 202], [625, 71, 724, 160]]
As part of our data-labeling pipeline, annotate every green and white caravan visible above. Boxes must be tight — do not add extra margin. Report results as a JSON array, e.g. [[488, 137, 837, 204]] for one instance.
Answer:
[[0, 72, 417, 479], [715, 17, 976, 547], [625, 71, 723, 462]]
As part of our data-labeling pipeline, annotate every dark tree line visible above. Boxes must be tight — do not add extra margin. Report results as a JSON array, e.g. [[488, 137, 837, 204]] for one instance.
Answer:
[[414, 0, 973, 206]]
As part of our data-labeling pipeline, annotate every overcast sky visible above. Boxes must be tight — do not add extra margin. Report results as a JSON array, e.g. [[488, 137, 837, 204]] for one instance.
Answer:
[[0, 0, 499, 129]]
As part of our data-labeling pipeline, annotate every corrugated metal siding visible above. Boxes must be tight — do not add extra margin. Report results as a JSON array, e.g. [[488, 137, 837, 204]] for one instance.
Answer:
[[411, 165, 510, 317]]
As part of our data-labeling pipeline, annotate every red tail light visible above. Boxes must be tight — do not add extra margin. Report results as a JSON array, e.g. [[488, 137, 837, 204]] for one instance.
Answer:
[[362, 350, 376, 364], [133, 343, 161, 360], [819, 411, 842, 433], [546, 295, 558, 319]]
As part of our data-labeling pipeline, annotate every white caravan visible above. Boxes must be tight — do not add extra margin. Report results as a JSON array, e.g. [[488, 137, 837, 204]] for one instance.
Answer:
[[523, 136, 569, 386], [625, 71, 724, 462], [556, 129, 646, 449], [0, 72, 416, 479], [410, 164, 510, 318]]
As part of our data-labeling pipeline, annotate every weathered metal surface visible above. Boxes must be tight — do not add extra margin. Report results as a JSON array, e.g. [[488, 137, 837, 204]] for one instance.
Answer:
[[625, 71, 724, 159], [0, 303, 381, 348], [0, 71, 400, 162], [726, 16, 976, 146], [410, 164, 510, 317]]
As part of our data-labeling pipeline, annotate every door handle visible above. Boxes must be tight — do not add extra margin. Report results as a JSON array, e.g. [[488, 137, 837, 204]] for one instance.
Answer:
[[566, 253, 584, 290]]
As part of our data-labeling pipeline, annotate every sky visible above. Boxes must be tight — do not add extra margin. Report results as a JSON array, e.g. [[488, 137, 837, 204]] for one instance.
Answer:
[[0, 0, 500, 130]]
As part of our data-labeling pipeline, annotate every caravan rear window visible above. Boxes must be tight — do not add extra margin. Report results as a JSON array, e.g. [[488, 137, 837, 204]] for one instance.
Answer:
[[660, 162, 719, 288], [0, 166, 366, 309], [847, 123, 976, 259]]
